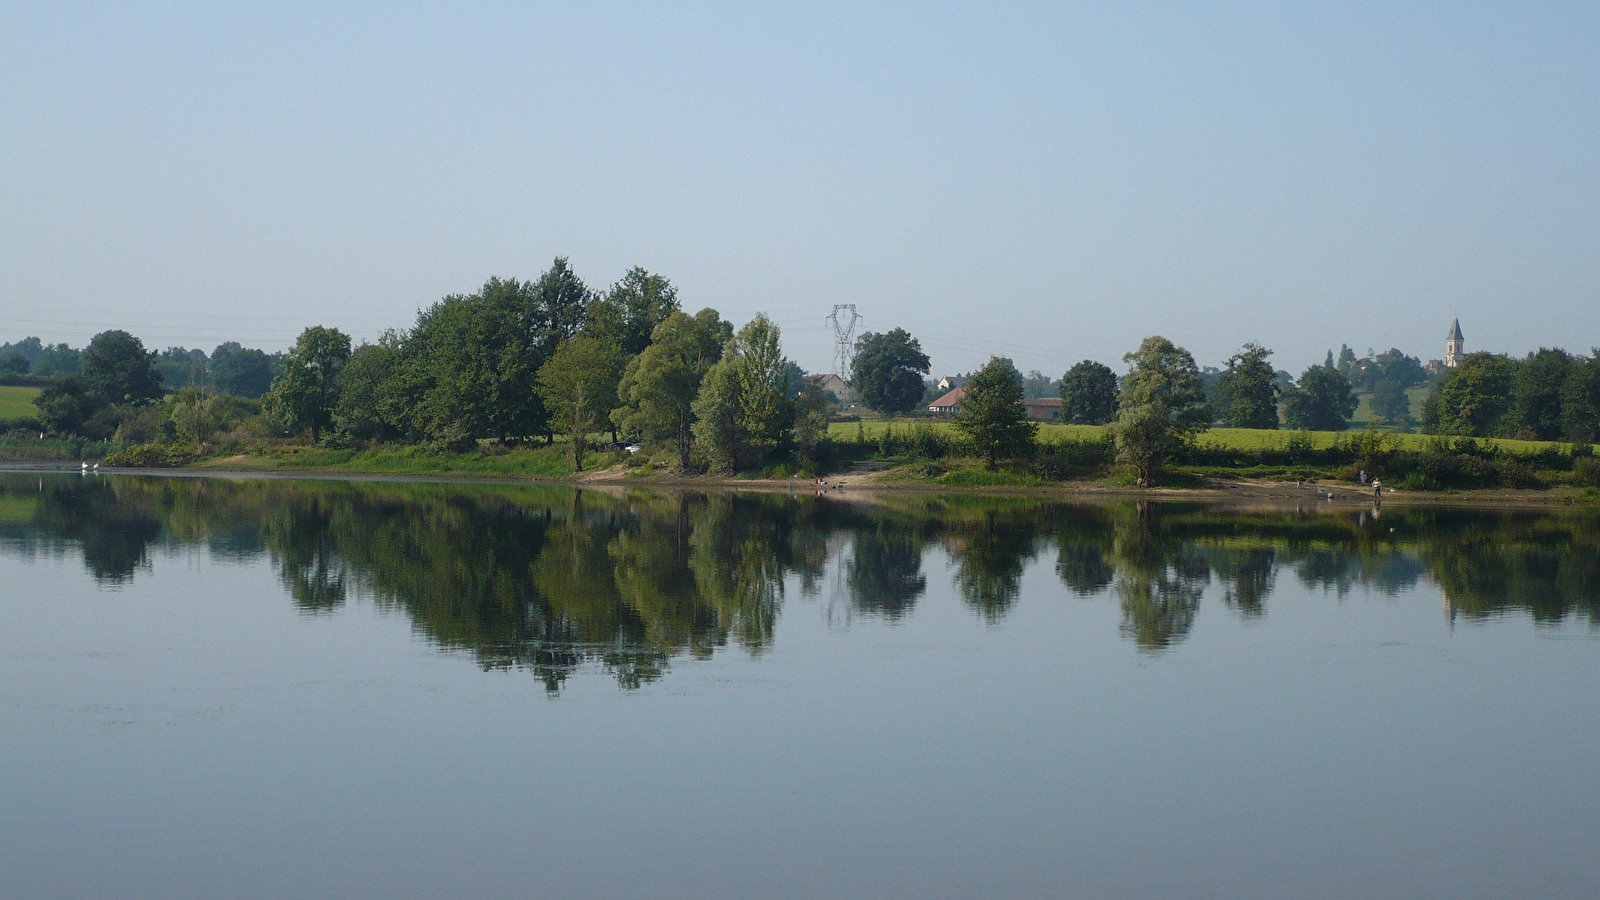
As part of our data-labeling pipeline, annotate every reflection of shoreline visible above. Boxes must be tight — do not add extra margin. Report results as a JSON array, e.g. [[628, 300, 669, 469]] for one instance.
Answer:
[[3, 471, 1596, 689], [1, 462, 1590, 510]]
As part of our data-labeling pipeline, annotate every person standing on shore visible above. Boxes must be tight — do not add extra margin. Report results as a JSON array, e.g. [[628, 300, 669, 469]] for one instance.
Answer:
[[1372, 478, 1382, 498]]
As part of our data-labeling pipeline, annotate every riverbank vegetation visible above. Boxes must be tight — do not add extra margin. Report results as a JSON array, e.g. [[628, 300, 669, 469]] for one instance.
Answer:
[[5, 258, 1599, 494]]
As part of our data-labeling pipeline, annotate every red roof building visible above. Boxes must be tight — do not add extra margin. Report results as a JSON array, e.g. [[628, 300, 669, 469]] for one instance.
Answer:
[[928, 387, 966, 414]]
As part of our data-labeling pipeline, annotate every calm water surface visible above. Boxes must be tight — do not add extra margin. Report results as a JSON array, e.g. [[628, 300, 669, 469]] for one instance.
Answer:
[[2, 472, 1598, 899]]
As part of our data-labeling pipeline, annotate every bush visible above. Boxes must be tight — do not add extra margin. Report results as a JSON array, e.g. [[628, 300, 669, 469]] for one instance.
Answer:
[[1496, 457, 1543, 489], [102, 442, 198, 468], [1398, 471, 1439, 491], [1574, 457, 1600, 488]]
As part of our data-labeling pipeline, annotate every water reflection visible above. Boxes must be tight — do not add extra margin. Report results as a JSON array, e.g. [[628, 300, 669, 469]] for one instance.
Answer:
[[3, 474, 1597, 688]]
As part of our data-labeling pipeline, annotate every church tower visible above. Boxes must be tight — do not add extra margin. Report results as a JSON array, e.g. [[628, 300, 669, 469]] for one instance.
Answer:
[[1445, 318, 1464, 368]]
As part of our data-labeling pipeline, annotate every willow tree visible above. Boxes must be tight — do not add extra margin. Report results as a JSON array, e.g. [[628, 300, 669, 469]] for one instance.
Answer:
[[1109, 336, 1210, 487]]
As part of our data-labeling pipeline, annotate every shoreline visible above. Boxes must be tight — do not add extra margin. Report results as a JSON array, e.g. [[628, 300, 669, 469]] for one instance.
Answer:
[[3, 458, 1593, 509]]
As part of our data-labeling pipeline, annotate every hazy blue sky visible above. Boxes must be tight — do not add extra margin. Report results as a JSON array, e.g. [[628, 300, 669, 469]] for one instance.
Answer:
[[3, 2, 1595, 377]]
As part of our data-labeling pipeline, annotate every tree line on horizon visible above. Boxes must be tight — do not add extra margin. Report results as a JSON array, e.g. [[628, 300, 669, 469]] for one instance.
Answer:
[[8, 262, 1600, 481]]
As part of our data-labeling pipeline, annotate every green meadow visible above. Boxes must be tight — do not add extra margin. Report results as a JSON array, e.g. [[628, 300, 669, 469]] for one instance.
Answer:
[[0, 385, 42, 423], [828, 419, 1566, 455]]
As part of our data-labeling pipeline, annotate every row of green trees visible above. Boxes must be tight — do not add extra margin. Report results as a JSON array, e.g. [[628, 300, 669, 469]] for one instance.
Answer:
[[1425, 349, 1600, 442], [4, 335, 278, 396], [259, 259, 832, 473]]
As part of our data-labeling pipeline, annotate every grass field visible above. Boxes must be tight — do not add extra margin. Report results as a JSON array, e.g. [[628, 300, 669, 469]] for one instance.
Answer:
[[829, 419, 1566, 454], [0, 385, 42, 422]]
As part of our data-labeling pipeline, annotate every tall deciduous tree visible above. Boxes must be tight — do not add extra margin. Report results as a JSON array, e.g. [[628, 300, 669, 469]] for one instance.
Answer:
[[265, 326, 351, 442], [81, 330, 163, 405], [537, 335, 626, 472], [1216, 342, 1279, 429], [334, 335, 405, 441], [1370, 379, 1414, 430], [1283, 365, 1358, 432], [691, 354, 743, 474], [953, 356, 1037, 470], [209, 342, 277, 398], [1508, 348, 1572, 441], [690, 314, 793, 473], [1371, 348, 1426, 390], [790, 378, 832, 466], [36, 330, 163, 437], [613, 309, 733, 469], [850, 328, 930, 415], [587, 267, 680, 356], [1109, 336, 1210, 487], [1059, 360, 1119, 425], [1562, 352, 1600, 443], [1422, 352, 1513, 437], [732, 315, 792, 469], [397, 264, 591, 447]]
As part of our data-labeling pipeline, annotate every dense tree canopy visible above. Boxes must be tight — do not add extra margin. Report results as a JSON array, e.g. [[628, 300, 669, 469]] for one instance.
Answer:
[[1059, 360, 1118, 425], [851, 328, 931, 415], [733, 315, 792, 467], [0, 347, 29, 377], [264, 326, 351, 442], [954, 356, 1037, 470], [1109, 336, 1210, 487], [1508, 348, 1573, 441], [537, 335, 625, 472], [1215, 342, 1279, 429], [1370, 348, 1426, 390], [81, 330, 164, 405], [688, 315, 794, 474], [1563, 355, 1600, 443], [1283, 365, 1357, 431], [1422, 352, 1514, 437], [210, 342, 277, 398], [36, 330, 163, 437], [614, 309, 732, 469], [334, 336, 405, 441], [692, 354, 743, 475], [154, 347, 208, 391], [1370, 379, 1414, 429], [587, 267, 680, 356]]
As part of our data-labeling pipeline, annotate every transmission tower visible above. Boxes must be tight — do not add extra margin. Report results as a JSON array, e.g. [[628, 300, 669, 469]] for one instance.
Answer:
[[826, 304, 863, 381]]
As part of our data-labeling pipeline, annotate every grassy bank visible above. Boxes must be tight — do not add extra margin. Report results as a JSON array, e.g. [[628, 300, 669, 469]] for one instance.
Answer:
[[822, 419, 1597, 494], [829, 419, 1564, 455], [8, 420, 1597, 499], [189, 442, 611, 478]]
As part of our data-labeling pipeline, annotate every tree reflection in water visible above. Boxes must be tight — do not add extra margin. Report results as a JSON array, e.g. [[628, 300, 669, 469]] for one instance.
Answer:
[[4, 473, 1598, 687]]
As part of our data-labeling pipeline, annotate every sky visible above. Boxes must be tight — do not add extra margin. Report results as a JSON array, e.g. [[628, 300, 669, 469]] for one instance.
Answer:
[[2, 2, 1596, 378]]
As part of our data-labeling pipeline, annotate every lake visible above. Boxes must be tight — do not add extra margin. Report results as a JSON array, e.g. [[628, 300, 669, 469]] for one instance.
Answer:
[[2, 472, 1598, 899]]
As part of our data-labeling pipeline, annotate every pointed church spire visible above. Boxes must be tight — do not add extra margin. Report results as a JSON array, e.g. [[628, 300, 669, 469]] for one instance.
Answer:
[[1444, 318, 1464, 367]]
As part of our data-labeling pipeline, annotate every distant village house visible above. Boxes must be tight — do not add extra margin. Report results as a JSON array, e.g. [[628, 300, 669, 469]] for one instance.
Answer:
[[806, 373, 852, 404], [929, 386, 1061, 421]]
